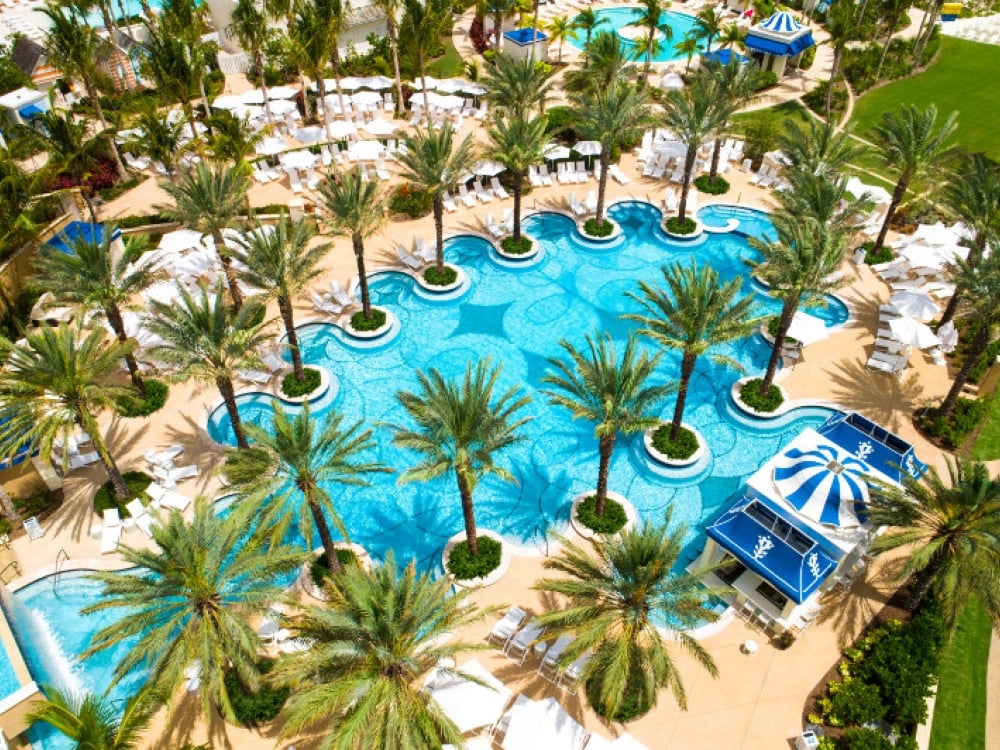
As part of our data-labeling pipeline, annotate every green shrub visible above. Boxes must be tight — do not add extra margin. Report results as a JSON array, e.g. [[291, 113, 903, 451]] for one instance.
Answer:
[[423, 265, 458, 286], [93, 471, 153, 515], [651, 424, 699, 460], [115, 379, 169, 418], [766, 317, 799, 345], [952, 319, 1000, 384], [917, 398, 990, 450], [665, 216, 698, 235], [350, 308, 387, 332], [739, 379, 784, 413], [694, 174, 729, 195], [544, 105, 578, 142], [309, 548, 360, 588], [825, 678, 885, 727], [840, 727, 894, 750], [388, 183, 433, 218], [253, 203, 290, 215], [114, 213, 173, 229], [0, 517, 10, 536], [585, 668, 653, 721], [500, 235, 533, 255], [742, 114, 781, 165], [446, 535, 502, 579], [861, 241, 893, 266], [575, 495, 627, 534], [98, 176, 140, 202], [280, 368, 321, 398], [583, 218, 614, 237], [798, 46, 816, 70], [13, 490, 58, 519], [223, 658, 289, 725], [754, 70, 779, 90]]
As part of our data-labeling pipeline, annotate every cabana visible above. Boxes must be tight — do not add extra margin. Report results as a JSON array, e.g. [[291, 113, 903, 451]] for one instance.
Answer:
[[45, 222, 124, 257], [502, 28, 548, 63], [743, 11, 815, 77]]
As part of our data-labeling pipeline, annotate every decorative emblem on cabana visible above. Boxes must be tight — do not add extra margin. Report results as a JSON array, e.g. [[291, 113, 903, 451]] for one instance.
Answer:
[[752, 535, 774, 560], [855, 440, 874, 461], [807, 552, 821, 578]]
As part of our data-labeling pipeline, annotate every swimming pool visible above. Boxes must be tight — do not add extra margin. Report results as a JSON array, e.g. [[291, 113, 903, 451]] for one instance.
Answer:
[[209, 200, 839, 572], [568, 7, 702, 63]]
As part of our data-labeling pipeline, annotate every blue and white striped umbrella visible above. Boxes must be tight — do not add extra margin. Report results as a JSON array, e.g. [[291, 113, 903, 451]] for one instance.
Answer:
[[759, 11, 804, 34], [772, 443, 869, 527]]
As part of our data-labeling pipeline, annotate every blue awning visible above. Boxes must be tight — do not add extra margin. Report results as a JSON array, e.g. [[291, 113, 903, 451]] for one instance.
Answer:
[[701, 49, 749, 65], [45, 222, 118, 256], [17, 103, 43, 119], [744, 31, 815, 57], [707, 495, 840, 604], [816, 411, 927, 483]]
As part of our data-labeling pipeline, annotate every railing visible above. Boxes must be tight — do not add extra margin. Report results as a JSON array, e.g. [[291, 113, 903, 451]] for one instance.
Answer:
[[0, 561, 20, 585], [52, 549, 69, 592]]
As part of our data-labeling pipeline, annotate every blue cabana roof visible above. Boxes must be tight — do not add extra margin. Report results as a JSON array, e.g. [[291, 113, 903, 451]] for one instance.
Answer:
[[707, 495, 840, 604], [18, 103, 43, 120], [744, 31, 815, 57], [759, 10, 804, 33], [504, 28, 547, 46], [45, 222, 117, 255], [701, 49, 749, 65], [817, 411, 927, 483]]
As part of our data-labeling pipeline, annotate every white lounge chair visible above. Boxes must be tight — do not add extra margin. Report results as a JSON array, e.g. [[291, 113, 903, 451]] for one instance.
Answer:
[[473, 180, 495, 202], [538, 634, 575, 681], [101, 508, 122, 554], [312, 292, 341, 315], [538, 164, 554, 186], [490, 177, 510, 200], [442, 191, 458, 213], [146, 481, 192, 511], [237, 368, 272, 385], [414, 238, 437, 264], [68, 451, 101, 471], [457, 184, 477, 208], [558, 651, 592, 690], [485, 214, 506, 239], [505, 619, 545, 664], [529, 166, 543, 187], [154, 463, 199, 486], [125, 499, 157, 538], [584, 190, 598, 214], [487, 606, 527, 649], [609, 164, 630, 185], [396, 245, 423, 270], [144, 444, 184, 468]]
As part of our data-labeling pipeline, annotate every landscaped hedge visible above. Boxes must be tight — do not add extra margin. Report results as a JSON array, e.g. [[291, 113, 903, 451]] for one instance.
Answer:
[[917, 397, 990, 450], [651, 425, 699, 460], [350, 308, 387, 331], [584, 218, 614, 237], [115, 213, 174, 229], [739, 379, 784, 413], [223, 657, 289, 725], [281, 368, 321, 398], [766, 317, 799, 345], [388, 183, 432, 218], [665, 216, 697, 235], [94, 471, 153, 515], [500, 235, 533, 255], [694, 174, 729, 195], [446, 535, 502, 579], [424, 265, 457, 286], [116, 379, 169, 418], [309, 548, 360, 588], [575, 495, 627, 534]]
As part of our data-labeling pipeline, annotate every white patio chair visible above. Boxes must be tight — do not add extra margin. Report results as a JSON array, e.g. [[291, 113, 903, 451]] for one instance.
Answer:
[[457, 184, 477, 208], [506, 619, 545, 665], [538, 164, 554, 186], [529, 166, 543, 187], [125, 499, 157, 538], [101, 508, 122, 554], [486, 606, 527, 649], [442, 191, 458, 212], [396, 245, 423, 270], [490, 177, 510, 199], [538, 634, 574, 681]]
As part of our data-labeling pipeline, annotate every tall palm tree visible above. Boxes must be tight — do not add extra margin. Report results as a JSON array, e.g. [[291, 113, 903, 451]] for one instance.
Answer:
[[397, 126, 478, 271], [391, 360, 531, 556], [674, 34, 700, 73], [866, 457, 1000, 628], [271, 552, 492, 748], [206, 110, 266, 169], [145, 284, 269, 449], [222, 405, 388, 574], [869, 104, 959, 256], [937, 153, 1000, 326], [287, 0, 336, 139], [543, 332, 671, 516], [533, 517, 721, 719], [318, 168, 387, 322], [321, 0, 353, 126], [564, 31, 636, 95], [574, 6, 608, 48], [371, 0, 406, 116], [0, 326, 135, 499], [230, 215, 330, 382], [33, 228, 153, 396], [42, 1, 127, 180], [124, 105, 191, 180], [82, 499, 305, 724], [777, 118, 866, 178], [158, 162, 251, 310], [628, 0, 673, 84], [399, 0, 451, 113], [693, 6, 722, 53], [140, 26, 204, 147], [545, 15, 577, 63], [747, 218, 848, 395], [703, 60, 759, 180], [482, 53, 555, 117], [27, 687, 156, 750], [770, 171, 872, 232], [157, 0, 216, 132], [718, 22, 745, 52], [873, 0, 910, 83], [571, 82, 654, 228], [227, 0, 275, 123], [624, 261, 761, 440], [823, 0, 860, 117], [487, 114, 549, 242]]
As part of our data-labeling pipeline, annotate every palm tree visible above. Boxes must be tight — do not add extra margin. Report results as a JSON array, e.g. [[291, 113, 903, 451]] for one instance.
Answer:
[[82, 499, 305, 724], [227, 0, 275, 123], [229, 215, 330, 382], [397, 125, 478, 271], [777, 118, 866, 178], [287, 0, 336, 139], [571, 82, 654, 228], [703, 60, 759, 180], [399, 0, 451, 113], [624, 261, 761, 440], [322, 0, 353, 128], [866, 457, 1000, 628], [206, 110, 266, 168], [124, 105, 190, 180], [564, 31, 636, 95], [27, 687, 156, 750], [487, 114, 549, 242], [157, 0, 216, 132], [271, 552, 492, 748], [674, 33, 700, 72], [574, 6, 608, 48], [140, 27, 204, 147], [747, 219, 848, 395], [533, 517, 721, 719], [543, 332, 671, 516], [771, 171, 873, 232], [42, 2, 127, 180], [318, 168, 387, 322], [869, 104, 959, 256], [222, 405, 388, 574], [823, 0, 861, 116], [145, 284, 269, 449], [718, 22, 745, 52], [628, 0, 673, 84], [693, 6, 722, 52], [158, 162, 251, 310], [546, 15, 577, 63], [33, 228, 153, 396], [391, 360, 531, 556], [371, 0, 406, 116], [873, 0, 910, 83], [482, 53, 555, 117], [0, 326, 135, 499]]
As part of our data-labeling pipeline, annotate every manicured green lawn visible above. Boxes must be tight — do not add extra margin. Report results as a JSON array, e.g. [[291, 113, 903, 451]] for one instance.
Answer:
[[849, 36, 1000, 161], [972, 396, 1000, 460], [427, 37, 465, 78], [928, 599, 992, 750]]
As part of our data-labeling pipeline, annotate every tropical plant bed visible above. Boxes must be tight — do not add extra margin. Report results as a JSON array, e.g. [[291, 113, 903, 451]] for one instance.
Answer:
[[738, 379, 785, 414], [94, 470, 154, 515], [694, 174, 730, 195], [585, 671, 653, 722], [223, 657, 289, 725], [650, 424, 700, 461], [500, 235, 534, 255], [115, 379, 169, 418], [280, 368, 321, 398], [423, 265, 458, 286], [349, 308, 387, 332], [915, 398, 990, 451], [446, 535, 502, 580], [664, 217, 700, 237], [309, 548, 360, 589], [575, 495, 627, 535], [583, 218, 615, 238]]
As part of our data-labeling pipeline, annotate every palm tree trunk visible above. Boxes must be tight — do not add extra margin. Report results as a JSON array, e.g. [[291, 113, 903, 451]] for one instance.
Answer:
[[871, 175, 909, 256], [938, 238, 984, 326], [309, 497, 343, 573], [914, 0, 944, 62], [671, 352, 696, 439], [938, 321, 989, 417], [455, 466, 479, 555], [433, 195, 445, 271], [825, 46, 843, 117], [677, 149, 697, 222], [217, 375, 249, 449], [0, 484, 21, 528], [493, 8, 503, 51], [530, 0, 540, 61], [387, 19, 404, 117], [353, 234, 373, 318], [594, 433, 614, 515], [512, 172, 523, 241], [315, 75, 333, 142], [709, 129, 725, 181], [330, 49, 349, 127], [595, 151, 610, 224], [214, 230, 245, 311], [198, 77, 214, 138], [86, 418, 131, 499], [760, 299, 796, 394], [938, 289, 960, 327], [105, 303, 146, 398], [905, 558, 940, 610], [299, 71, 313, 120], [874, 25, 896, 82], [277, 296, 304, 380], [418, 54, 431, 113], [86, 80, 128, 181], [257, 51, 274, 124]]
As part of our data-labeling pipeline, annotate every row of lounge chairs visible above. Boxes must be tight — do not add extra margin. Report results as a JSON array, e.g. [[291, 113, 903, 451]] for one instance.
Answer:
[[486, 606, 591, 690]]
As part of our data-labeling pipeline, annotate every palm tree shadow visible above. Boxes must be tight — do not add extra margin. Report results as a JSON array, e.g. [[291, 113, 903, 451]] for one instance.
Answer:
[[820, 359, 928, 432], [814, 556, 907, 648]]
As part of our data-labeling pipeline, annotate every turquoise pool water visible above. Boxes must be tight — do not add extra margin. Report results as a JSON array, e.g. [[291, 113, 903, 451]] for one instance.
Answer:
[[568, 7, 702, 63], [0, 642, 21, 699], [209, 200, 839, 572]]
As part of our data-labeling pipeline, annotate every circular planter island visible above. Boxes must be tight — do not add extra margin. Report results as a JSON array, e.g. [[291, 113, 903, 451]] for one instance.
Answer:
[[578, 218, 622, 243], [731, 376, 791, 418], [299, 543, 373, 601], [662, 218, 705, 241], [413, 264, 467, 294], [643, 422, 706, 468], [570, 491, 638, 541], [441, 529, 511, 588], [495, 234, 541, 261], [344, 306, 395, 340], [274, 365, 334, 405]]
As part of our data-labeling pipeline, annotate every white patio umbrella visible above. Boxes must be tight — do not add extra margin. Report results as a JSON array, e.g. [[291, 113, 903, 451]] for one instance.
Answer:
[[659, 72, 684, 90], [936, 320, 959, 353], [326, 120, 359, 139], [144, 281, 187, 306], [266, 85, 298, 99], [409, 75, 439, 90], [785, 311, 829, 346], [889, 317, 941, 349], [425, 660, 511, 734], [241, 89, 266, 105], [350, 90, 383, 106], [911, 221, 959, 246], [280, 150, 318, 169], [899, 243, 949, 270], [267, 99, 299, 116], [462, 82, 488, 95], [158, 229, 206, 254], [573, 140, 602, 156], [338, 76, 364, 90], [501, 696, 589, 750], [294, 125, 323, 144], [655, 140, 687, 159], [544, 144, 572, 160], [348, 139, 386, 161], [233, 104, 264, 121], [256, 136, 287, 156], [474, 160, 506, 176], [362, 118, 398, 136], [435, 77, 468, 93], [889, 290, 939, 320], [424, 91, 465, 109], [211, 94, 243, 110], [360, 75, 394, 90]]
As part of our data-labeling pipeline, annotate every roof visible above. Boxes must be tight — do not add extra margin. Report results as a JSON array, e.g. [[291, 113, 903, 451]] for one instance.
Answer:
[[744, 31, 815, 56], [504, 28, 547, 45], [772, 438, 870, 527], [10, 37, 45, 77], [816, 411, 927, 484], [759, 11, 804, 33], [45, 222, 117, 255], [701, 49, 749, 65], [707, 495, 841, 604], [0, 87, 46, 110]]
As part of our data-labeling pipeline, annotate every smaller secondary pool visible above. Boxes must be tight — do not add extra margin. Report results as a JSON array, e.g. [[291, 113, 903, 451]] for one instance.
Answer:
[[569, 7, 701, 62], [698, 205, 778, 242]]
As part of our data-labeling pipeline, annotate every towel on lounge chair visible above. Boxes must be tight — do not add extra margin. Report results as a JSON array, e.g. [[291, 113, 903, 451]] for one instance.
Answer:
[[125, 499, 157, 538], [101, 508, 122, 554]]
